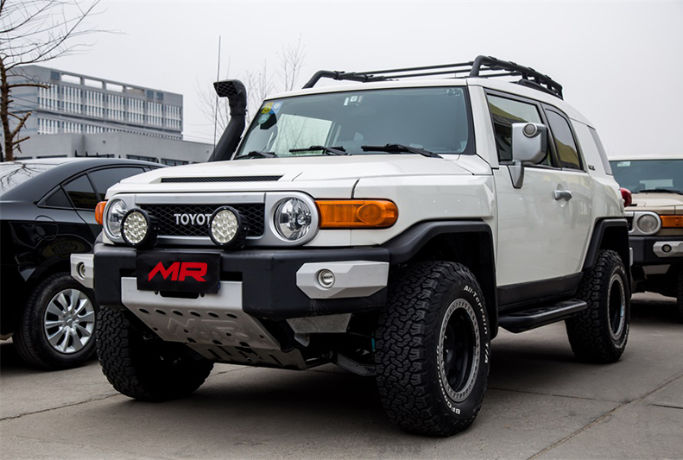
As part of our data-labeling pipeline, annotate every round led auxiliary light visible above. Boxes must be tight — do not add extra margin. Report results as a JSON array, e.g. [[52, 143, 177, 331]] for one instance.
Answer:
[[121, 208, 156, 248], [209, 206, 245, 248]]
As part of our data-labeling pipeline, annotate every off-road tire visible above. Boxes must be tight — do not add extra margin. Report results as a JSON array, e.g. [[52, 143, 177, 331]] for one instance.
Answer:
[[566, 250, 630, 363], [96, 306, 213, 401], [14, 273, 97, 370], [375, 261, 490, 436]]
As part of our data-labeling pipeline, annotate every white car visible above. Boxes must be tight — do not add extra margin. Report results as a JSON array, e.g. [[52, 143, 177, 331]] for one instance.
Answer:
[[74, 56, 629, 436]]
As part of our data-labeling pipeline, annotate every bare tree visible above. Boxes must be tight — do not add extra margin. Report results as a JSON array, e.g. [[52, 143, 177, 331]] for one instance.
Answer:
[[279, 37, 304, 92], [0, 0, 100, 161], [200, 40, 306, 145]]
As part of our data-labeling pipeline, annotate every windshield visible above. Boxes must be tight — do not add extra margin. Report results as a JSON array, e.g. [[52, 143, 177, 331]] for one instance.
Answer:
[[610, 159, 683, 194], [235, 87, 473, 158], [0, 162, 55, 194]]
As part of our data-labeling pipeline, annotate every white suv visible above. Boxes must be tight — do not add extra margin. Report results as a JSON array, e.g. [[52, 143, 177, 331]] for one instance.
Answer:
[[73, 56, 630, 436]]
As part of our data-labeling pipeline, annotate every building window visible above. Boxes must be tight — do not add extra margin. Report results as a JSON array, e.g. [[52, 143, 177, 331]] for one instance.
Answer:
[[127, 154, 158, 163], [161, 158, 188, 166]]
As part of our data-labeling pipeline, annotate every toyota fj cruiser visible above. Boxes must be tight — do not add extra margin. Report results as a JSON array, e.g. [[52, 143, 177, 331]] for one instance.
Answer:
[[610, 155, 683, 320], [73, 56, 630, 436]]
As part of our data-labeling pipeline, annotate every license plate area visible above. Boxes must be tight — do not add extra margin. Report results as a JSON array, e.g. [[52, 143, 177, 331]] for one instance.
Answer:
[[136, 252, 220, 293]]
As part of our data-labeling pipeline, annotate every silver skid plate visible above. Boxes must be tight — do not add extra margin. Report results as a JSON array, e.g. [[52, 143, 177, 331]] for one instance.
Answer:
[[120, 278, 308, 368]]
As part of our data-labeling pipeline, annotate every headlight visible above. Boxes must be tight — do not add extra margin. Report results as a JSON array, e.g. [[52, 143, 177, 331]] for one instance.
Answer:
[[274, 198, 313, 241], [104, 199, 128, 243], [121, 209, 155, 248], [635, 213, 660, 235]]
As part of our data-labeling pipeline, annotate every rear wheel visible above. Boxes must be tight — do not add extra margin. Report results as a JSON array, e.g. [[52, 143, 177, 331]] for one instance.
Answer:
[[96, 306, 213, 401], [566, 250, 630, 363], [375, 261, 490, 436]]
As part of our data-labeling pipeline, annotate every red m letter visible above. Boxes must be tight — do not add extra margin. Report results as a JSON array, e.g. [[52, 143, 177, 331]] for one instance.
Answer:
[[179, 262, 207, 282], [148, 262, 180, 281]]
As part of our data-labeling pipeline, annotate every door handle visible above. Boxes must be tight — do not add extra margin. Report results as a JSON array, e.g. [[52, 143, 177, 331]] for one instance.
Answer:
[[554, 189, 573, 201]]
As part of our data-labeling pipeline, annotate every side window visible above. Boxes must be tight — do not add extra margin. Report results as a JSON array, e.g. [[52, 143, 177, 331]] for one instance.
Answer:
[[589, 127, 612, 175], [63, 175, 98, 210], [486, 94, 547, 163], [544, 109, 582, 170], [42, 187, 72, 208], [88, 167, 145, 200]]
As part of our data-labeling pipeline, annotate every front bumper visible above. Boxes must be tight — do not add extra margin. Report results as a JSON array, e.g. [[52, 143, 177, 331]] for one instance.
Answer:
[[630, 235, 683, 266], [89, 242, 390, 320]]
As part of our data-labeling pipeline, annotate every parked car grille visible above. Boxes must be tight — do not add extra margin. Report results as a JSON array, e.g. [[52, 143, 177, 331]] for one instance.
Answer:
[[141, 204, 265, 238]]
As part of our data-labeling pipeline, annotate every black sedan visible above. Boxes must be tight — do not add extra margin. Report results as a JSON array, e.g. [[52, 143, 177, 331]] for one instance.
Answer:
[[0, 158, 160, 369]]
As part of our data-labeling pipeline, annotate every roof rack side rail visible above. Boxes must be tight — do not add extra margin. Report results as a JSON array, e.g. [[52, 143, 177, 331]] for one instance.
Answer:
[[470, 55, 563, 99], [302, 55, 563, 99]]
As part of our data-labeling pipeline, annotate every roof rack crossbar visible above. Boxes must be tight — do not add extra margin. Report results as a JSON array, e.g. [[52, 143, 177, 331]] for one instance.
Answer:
[[303, 55, 563, 99]]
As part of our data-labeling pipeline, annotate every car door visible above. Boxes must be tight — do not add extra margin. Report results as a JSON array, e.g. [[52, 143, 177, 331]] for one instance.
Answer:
[[488, 92, 593, 294]]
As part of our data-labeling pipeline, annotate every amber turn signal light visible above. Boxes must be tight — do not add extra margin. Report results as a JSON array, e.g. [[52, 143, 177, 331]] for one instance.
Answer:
[[316, 200, 398, 228], [661, 215, 683, 228], [95, 201, 107, 226]]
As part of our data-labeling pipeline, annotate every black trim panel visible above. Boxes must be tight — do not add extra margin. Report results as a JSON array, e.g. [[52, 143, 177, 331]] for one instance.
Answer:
[[497, 273, 582, 312]]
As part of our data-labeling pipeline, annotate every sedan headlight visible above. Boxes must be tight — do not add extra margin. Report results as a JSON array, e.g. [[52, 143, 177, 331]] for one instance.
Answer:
[[274, 198, 313, 241], [104, 198, 128, 243]]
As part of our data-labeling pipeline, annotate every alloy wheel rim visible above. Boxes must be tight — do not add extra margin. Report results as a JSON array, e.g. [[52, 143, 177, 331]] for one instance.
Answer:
[[42, 288, 95, 354], [607, 273, 626, 339], [437, 298, 480, 403]]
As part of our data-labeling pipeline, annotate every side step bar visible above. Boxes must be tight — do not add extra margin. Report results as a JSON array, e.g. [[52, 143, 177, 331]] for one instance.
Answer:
[[499, 299, 587, 333]]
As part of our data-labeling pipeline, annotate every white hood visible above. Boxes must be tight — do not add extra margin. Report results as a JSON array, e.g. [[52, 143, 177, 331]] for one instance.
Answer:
[[121, 155, 477, 185]]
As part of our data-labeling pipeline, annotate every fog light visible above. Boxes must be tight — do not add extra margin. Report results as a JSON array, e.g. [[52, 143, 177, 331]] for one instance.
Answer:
[[662, 244, 672, 253], [121, 209, 154, 247], [209, 206, 244, 248], [317, 269, 335, 288]]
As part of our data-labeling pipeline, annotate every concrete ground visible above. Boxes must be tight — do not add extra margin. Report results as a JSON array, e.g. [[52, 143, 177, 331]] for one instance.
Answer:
[[1, 293, 681, 459]]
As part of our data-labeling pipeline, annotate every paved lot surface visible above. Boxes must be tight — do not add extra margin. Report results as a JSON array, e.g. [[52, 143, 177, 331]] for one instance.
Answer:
[[1, 293, 681, 459]]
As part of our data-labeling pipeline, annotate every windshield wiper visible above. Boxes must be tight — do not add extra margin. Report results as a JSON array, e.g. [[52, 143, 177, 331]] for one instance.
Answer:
[[637, 188, 683, 195], [289, 145, 349, 156], [235, 150, 279, 159], [361, 143, 442, 158]]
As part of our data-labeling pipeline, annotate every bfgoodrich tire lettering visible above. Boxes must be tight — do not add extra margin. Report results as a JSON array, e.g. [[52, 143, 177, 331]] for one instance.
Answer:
[[96, 306, 213, 401], [375, 261, 490, 436], [566, 249, 630, 363]]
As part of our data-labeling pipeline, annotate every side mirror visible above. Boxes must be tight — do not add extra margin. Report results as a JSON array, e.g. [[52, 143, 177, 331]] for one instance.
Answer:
[[508, 122, 548, 188]]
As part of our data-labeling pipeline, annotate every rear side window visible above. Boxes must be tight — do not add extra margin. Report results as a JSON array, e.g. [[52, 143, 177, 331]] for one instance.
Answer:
[[486, 95, 546, 163], [589, 127, 612, 175], [88, 167, 145, 199], [42, 187, 72, 208], [63, 175, 97, 210], [545, 109, 582, 170]]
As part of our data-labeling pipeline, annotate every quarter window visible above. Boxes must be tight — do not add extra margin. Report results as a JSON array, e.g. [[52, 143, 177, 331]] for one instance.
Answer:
[[545, 110, 582, 170], [486, 94, 548, 164], [63, 175, 97, 210]]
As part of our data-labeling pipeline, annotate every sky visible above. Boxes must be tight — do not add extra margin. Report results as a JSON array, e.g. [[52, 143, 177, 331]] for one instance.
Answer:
[[46, 0, 683, 156]]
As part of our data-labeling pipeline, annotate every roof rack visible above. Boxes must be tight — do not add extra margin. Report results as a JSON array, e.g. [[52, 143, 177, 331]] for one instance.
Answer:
[[302, 55, 563, 99]]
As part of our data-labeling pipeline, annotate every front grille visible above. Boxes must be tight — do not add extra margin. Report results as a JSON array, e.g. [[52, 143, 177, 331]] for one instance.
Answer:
[[626, 216, 634, 231], [141, 203, 265, 238]]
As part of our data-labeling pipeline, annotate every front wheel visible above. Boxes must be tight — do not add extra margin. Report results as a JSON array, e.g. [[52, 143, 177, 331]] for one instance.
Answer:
[[375, 261, 490, 436], [96, 306, 213, 401], [14, 273, 97, 369], [566, 250, 630, 363]]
